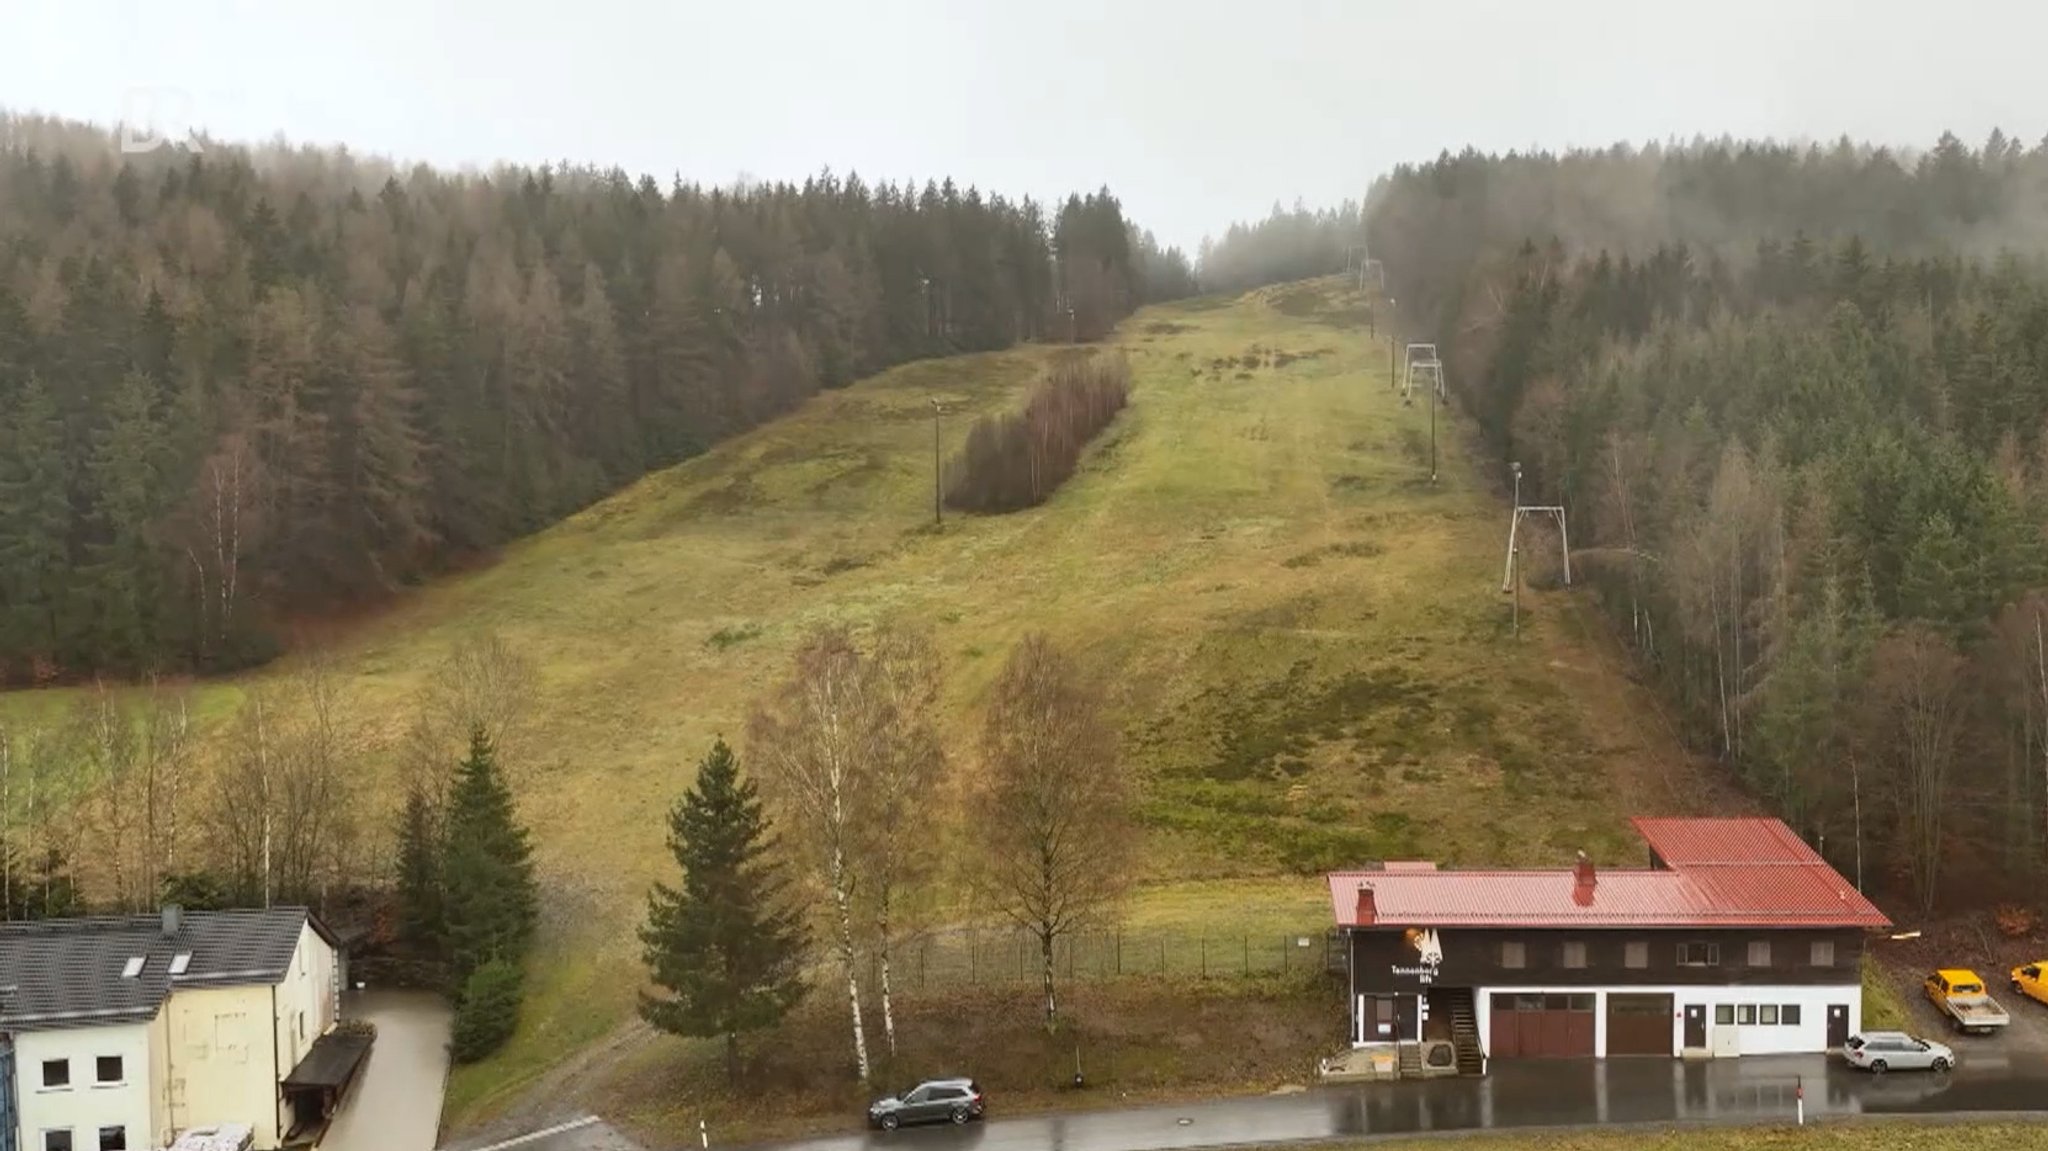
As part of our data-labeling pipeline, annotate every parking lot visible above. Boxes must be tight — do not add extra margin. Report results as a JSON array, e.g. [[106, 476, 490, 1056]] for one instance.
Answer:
[[1895, 964, 2048, 1062]]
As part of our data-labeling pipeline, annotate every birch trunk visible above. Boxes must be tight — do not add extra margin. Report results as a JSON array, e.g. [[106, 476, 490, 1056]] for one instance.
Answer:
[[831, 829, 870, 1081], [877, 887, 897, 1057], [1040, 928, 1058, 1026]]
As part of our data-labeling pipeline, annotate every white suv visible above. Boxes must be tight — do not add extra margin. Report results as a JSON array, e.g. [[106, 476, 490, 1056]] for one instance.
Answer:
[[1843, 1031, 1954, 1073]]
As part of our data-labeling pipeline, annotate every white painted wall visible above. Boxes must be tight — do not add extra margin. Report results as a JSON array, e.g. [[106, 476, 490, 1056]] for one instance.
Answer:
[[164, 983, 282, 1149], [272, 922, 339, 1082], [1475, 983, 1861, 1058], [14, 1023, 154, 1151], [161, 923, 342, 1149]]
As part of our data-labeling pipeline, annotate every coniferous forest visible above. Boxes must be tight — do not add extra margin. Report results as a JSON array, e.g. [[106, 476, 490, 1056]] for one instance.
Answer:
[[1362, 133, 2048, 909], [0, 114, 1195, 680]]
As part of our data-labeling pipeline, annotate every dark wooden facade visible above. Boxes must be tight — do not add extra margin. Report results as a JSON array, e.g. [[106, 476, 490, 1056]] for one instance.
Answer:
[[1349, 926, 1866, 995]]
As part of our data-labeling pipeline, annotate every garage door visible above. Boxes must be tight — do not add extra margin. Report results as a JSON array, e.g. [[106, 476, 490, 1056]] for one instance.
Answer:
[[1488, 993, 1595, 1057], [1606, 993, 1674, 1056]]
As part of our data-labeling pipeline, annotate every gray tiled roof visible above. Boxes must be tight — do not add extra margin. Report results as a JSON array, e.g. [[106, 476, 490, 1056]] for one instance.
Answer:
[[0, 907, 333, 1032]]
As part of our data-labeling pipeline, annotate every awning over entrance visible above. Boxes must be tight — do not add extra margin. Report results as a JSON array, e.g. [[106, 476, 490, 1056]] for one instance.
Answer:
[[283, 1030, 373, 1091]]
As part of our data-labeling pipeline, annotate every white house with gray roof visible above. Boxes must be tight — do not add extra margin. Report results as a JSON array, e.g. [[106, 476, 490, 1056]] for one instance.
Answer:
[[0, 906, 356, 1151]]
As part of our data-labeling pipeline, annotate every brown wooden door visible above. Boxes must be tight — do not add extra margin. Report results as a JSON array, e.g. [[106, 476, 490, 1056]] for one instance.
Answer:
[[1827, 1004, 1850, 1048], [1684, 1004, 1707, 1048], [1607, 994, 1674, 1056], [1489, 995, 1516, 1057], [1490, 994, 1594, 1058]]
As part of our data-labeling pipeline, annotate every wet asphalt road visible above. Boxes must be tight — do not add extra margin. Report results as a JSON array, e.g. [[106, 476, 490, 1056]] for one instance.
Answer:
[[470, 1050, 2048, 1151], [326, 990, 453, 1151]]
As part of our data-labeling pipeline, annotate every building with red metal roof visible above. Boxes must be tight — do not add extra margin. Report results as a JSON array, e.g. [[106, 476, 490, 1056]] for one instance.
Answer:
[[1326, 817, 1888, 1073]]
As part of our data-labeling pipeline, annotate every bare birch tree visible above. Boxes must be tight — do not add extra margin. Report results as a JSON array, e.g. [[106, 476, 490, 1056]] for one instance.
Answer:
[[402, 631, 538, 789], [863, 624, 946, 1057], [210, 651, 362, 907], [750, 626, 880, 1082], [973, 633, 1131, 1027]]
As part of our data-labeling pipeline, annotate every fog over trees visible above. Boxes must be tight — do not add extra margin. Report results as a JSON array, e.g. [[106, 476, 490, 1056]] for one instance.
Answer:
[[1356, 131, 2048, 908]]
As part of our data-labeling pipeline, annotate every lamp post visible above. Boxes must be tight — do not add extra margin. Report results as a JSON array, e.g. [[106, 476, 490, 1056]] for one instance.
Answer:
[[1387, 298, 1397, 389], [1429, 377, 1437, 483], [930, 398, 943, 527]]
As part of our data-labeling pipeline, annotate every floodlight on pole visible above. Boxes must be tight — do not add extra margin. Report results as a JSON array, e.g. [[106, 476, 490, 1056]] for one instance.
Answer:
[[930, 398, 945, 528]]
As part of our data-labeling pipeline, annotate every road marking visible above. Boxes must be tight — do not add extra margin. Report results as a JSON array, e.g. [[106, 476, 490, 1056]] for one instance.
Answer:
[[459, 1115, 600, 1151]]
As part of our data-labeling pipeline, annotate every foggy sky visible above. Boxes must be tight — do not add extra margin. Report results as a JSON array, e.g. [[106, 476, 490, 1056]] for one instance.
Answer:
[[3, 0, 2044, 252]]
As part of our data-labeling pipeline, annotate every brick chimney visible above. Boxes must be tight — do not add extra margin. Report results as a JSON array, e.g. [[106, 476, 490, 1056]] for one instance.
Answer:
[[1571, 851, 1596, 906], [1354, 884, 1377, 926]]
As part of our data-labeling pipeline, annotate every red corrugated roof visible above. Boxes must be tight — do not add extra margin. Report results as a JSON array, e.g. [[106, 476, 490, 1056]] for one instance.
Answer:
[[1326, 817, 1889, 929], [1631, 817, 1824, 866]]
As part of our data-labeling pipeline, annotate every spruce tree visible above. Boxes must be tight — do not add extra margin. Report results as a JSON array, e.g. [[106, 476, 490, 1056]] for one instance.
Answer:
[[639, 738, 807, 1084], [451, 957, 523, 1063], [441, 725, 537, 985], [0, 374, 73, 668], [394, 779, 446, 961]]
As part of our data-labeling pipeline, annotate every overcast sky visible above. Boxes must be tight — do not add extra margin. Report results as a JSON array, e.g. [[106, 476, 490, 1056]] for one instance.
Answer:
[[3, 0, 2044, 252]]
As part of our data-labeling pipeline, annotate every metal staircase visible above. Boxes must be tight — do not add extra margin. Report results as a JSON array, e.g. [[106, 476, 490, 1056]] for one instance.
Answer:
[[1443, 988, 1485, 1076]]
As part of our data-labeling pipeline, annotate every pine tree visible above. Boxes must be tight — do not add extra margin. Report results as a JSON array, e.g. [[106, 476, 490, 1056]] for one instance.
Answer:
[[639, 739, 808, 1084], [441, 725, 537, 985], [0, 374, 72, 672], [451, 956, 523, 1063], [394, 778, 446, 961], [82, 370, 166, 670]]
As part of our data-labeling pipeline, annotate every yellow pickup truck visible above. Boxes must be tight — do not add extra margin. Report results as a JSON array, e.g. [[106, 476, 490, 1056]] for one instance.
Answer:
[[2014, 962, 2048, 1008], [1925, 969, 2011, 1034]]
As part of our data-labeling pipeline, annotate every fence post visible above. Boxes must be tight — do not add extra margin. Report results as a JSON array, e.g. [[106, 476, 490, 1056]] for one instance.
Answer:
[[970, 927, 978, 985], [920, 940, 928, 991], [1160, 938, 1166, 975], [1244, 934, 1249, 975], [1201, 935, 1207, 978], [1116, 928, 1123, 976]]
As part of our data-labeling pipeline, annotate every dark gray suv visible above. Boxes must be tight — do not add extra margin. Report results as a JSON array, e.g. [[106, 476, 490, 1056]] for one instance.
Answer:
[[866, 1077, 986, 1130]]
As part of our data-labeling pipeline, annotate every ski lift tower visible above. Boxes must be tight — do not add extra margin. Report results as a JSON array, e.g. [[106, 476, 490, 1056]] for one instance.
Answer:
[[1500, 460, 1572, 592]]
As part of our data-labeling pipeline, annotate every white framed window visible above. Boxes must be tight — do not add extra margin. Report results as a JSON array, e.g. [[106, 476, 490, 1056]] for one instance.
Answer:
[[1500, 941, 1525, 969], [1783, 1004, 1803, 1026], [1624, 941, 1648, 969], [98, 1128, 127, 1151], [44, 1130, 74, 1151], [1747, 941, 1772, 967], [1678, 942, 1719, 967], [41, 1058, 70, 1089], [95, 1055, 123, 1085], [1810, 939, 1836, 967], [1760, 1004, 1780, 1025], [1737, 1004, 1757, 1025], [1561, 941, 1587, 969]]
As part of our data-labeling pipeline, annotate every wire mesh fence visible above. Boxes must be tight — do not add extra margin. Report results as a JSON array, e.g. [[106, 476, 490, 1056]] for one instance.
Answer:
[[868, 926, 1344, 991]]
